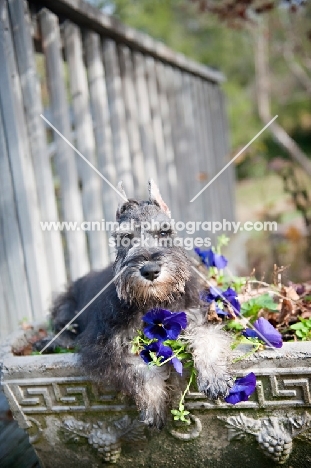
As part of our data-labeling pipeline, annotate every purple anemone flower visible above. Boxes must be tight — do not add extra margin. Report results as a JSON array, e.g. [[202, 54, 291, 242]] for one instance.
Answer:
[[140, 342, 183, 375], [243, 317, 283, 348], [194, 248, 228, 270], [142, 309, 187, 341], [225, 372, 257, 405]]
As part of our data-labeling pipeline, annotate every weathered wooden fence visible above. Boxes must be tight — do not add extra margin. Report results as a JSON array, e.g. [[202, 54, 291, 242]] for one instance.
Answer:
[[0, 0, 235, 338]]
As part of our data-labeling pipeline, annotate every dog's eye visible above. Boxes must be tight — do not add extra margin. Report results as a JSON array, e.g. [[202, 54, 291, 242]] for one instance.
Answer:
[[159, 230, 170, 237], [117, 232, 133, 243]]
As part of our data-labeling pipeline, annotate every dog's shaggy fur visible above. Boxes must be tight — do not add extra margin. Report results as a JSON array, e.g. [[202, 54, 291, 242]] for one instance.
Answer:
[[37, 181, 233, 428]]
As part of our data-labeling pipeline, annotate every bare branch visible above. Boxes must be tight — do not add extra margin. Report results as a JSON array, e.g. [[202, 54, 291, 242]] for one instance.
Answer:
[[254, 20, 311, 176], [283, 46, 311, 97]]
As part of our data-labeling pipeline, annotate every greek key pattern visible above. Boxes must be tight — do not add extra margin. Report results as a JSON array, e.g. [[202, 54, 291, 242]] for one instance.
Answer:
[[3, 377, 133, 414], [186, 368, 311, 410], [4, 368, 311, 415]]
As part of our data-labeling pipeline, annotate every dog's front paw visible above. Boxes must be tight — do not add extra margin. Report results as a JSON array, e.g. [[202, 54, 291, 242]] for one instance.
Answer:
[[32, 338, 57, 353], [32, 336, 74, 354], [198, 373, 234, 400]]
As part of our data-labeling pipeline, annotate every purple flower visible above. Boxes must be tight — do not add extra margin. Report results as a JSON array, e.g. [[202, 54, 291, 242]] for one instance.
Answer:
[[142, 309, 187, 341], [194, 248, 228, 270], [243, 329, 258, 338], [215, 304, 228, 317], [200, 285, 222, 303], [140, 342, 183, 375], [243, 317, 283, 348], [171, 356, 183, 375], [225, 372, 256, 405], [201, 286, 240, 316], [222, 287, 241, 313], [140, 342, 171, 364]]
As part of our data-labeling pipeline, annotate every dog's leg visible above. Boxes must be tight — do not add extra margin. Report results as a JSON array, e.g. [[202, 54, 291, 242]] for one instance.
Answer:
[[186, 313, 233, 399], [79, 331, 170, 429], [121, 356, 169, 429]]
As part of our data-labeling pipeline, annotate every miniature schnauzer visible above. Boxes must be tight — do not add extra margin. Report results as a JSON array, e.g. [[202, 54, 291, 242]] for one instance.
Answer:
[[38, 180, 233, 429]]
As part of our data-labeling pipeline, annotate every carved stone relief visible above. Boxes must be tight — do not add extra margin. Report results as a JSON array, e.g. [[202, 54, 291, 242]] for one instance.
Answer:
[[3, 366, 311, 465], [218, 412, 311, 464], [62, 415, 146, 463], [186, 369, 311, 409]]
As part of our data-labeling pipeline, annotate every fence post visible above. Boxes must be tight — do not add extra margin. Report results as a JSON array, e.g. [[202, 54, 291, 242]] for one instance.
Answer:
[[0, 1, 51, 319], [39, 8, 90, 280], [8, 0, 67, 293], [63, 21, 109, 269]]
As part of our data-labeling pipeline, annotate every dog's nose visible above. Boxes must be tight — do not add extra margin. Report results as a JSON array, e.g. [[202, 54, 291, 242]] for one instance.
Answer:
[[140, 262, 161, 281]]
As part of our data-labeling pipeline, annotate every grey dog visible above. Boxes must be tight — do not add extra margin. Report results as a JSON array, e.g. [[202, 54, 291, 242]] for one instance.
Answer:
[[39, 180, 233, 429]]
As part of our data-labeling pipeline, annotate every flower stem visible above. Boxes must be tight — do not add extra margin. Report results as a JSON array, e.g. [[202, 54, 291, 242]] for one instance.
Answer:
[[232, 343, 260, 363], [178, 368, 195, 410]]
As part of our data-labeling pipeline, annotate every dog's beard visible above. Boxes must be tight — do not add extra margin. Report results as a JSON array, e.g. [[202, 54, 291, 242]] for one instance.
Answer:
[[114, 250, 191, 308]]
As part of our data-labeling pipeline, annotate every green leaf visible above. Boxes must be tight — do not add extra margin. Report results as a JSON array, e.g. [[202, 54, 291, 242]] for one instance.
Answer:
[[258, 296, 279, 311], [177, 352, 191, 360], [241, 301, 260, 317], [165, 339, 185, 347], [226, 320, 244, 330], [183, 361, 194, 369], [290, 317, 311, 342], [290, 323, 308, 331], [241, 294, 278, 318], [216, 234, 230, 250]]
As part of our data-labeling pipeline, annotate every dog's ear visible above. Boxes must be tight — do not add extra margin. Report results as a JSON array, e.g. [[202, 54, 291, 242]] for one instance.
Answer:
[[148, 179, 171, 218], [117, 181, 128, 201], [116, 181, 128, 220]]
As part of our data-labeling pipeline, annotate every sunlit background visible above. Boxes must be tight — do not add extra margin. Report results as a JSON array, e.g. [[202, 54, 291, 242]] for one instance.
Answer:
[[87, 0, 311, 283]]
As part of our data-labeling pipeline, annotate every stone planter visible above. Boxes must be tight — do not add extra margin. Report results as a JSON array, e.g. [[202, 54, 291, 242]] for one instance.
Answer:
[[1, 329, 311, 468]]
